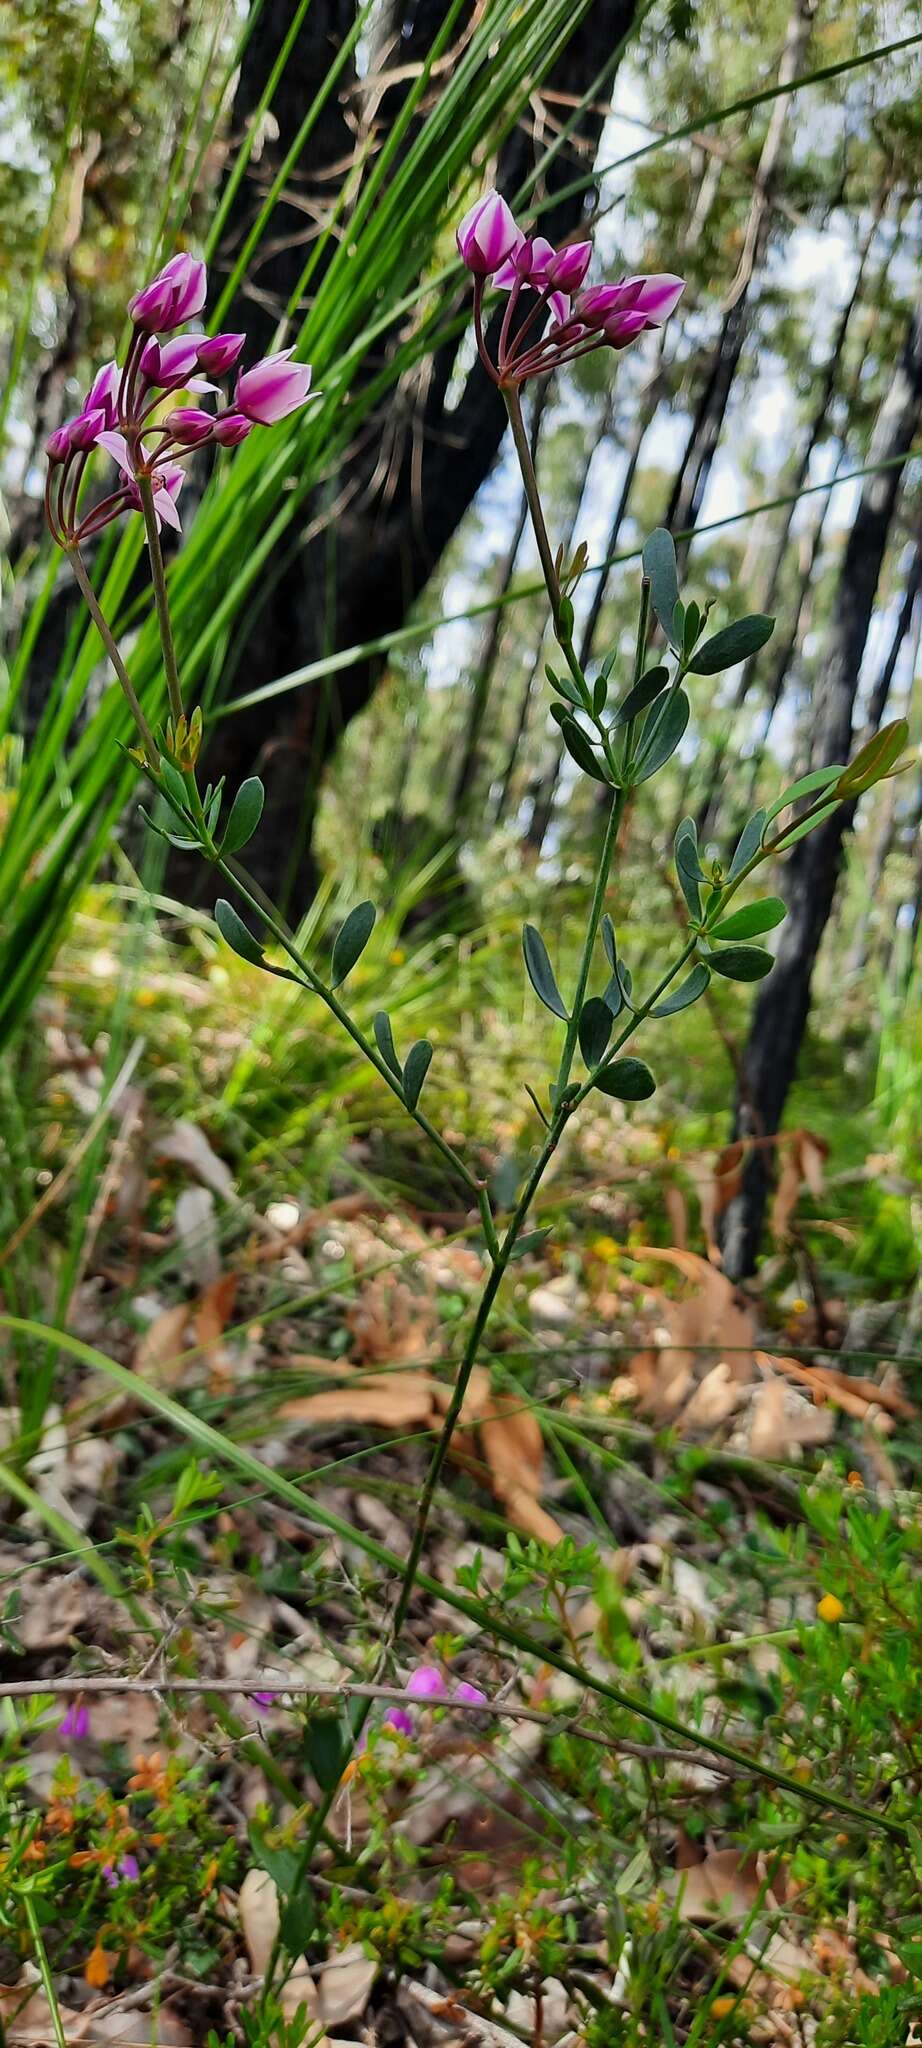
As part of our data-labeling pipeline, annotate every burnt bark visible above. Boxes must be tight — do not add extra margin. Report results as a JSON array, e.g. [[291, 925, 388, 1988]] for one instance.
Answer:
[[720, 300, 922, 1279]]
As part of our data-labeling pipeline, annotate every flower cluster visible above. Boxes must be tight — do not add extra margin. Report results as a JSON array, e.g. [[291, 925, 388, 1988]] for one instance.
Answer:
[[456, 189, 684, 386], [44, 252, 317, 549]]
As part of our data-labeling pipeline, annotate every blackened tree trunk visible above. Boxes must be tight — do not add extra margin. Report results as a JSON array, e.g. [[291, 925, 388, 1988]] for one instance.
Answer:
[[196, 0, 640, 911], [720, 300, 922, 1279]]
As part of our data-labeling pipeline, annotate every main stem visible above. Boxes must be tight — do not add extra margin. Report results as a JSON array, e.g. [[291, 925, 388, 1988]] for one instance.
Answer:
[[67, 550, 159, 768], [137, 475, 185, 730]]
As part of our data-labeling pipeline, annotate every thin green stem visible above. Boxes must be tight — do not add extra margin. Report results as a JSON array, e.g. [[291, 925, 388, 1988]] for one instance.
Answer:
[[23, 1896, 68, 2048], [137, 475, 185, 729], [504, 385, 562, 628], [553, 786, 626, 1104], [66, 550, 159, 769]]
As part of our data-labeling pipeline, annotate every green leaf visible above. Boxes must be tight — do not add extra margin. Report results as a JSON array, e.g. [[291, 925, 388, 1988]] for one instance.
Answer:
[[222, 775, 265, 853], [547, 667, 583, 709], [727, 808, 767, 879], [304, 1711, 350, 1792], [771, 798, 838, 849], [633, 688, 690, 783], [578, 996, 614, 1067], [602, 973, 623, 1018], [158, 758, 189, 809], [613, 664, 669, 727], [508, 1227, 552, 1262], [682, 598, 701, 660], [249, 1821, 300, 1896], [601, 914, 618, 970], [652, 963, 711, 1015], [765, 764, 844, 823], [403, 1038, 433, 1109], [688, 614, 774, 674], [215, 898, 265, 967], [642, 529, 681, 649], [835, 717, 909, 797], [280, 1890, 317, 1953], [373, 1011, 401, 1078], [596, 1057, 656, 1101], [674, 817, 705, 917], [559, 715, 612, 785], [592, 671, 609, 717], [710, 945, 774, 981], [711, 897, 786, 940], [331, 901, 376, 988], [522, 925, 569, 1020]]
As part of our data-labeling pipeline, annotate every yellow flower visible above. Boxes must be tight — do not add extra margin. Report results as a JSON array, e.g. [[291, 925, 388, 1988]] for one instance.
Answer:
[[389, 947, 406, 966], [590, 1235, 619, 1262], [791, 1298, 808, 1315], [817, 1592, 844, 1624]]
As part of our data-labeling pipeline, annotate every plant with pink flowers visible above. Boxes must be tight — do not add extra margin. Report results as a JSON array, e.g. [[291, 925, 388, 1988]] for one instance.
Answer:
[[45, 221, 908, 2023]]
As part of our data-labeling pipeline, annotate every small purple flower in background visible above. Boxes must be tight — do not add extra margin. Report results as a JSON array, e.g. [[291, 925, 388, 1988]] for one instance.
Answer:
[[59, 1701, 90, 1742], [406, 1664, 448, 1699], [453, 1680, 487, 1707], [102, 1864, 119, 1889], [456, 189, 520, 276], [119, 1854, 140, 1881], [235, 349, 316, 425], [383, 1706, 414, 1737], [252, 1690, 278, 1711]]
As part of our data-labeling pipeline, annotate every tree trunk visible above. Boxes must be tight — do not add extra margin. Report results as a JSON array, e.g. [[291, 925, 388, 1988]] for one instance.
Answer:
[[720, 300, 922, 1279], [194, 0, 640, 912]]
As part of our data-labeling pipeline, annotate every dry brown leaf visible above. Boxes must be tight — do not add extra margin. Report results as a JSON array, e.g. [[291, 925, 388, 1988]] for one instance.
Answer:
[[194, 1271, 238, 1390], [281, 1371, 438, 1432], [134, 1304, 191, 1387], [747, 1374, 833, 1459], [757, 1351, 911, 1428], [663, 1182, 688, 1251], [155, 1119, 236, 1201], [672, 1844, 763, 1922], [237, 1870, 319, 2027], [317, 1944, 378, 2027], [770, 1129, 829, 1242], [0, 1980, 192, 2045]]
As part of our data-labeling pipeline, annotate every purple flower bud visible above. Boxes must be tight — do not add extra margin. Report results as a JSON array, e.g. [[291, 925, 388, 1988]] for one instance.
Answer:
[[119, 1854, 140, 1881], [102, 1864, 119, 1888], [84, 360, 119, 427], [574, 284, 627, 328], [454, 1681, 488, 1707], [406, 1664, 447, 1699], [235, 349, 315, 425], [252, 1691, 278, 1710], [59, 1702, 90, 1741], [546, 241, 592, 291], [621, 273, 685, 324], [213, 411, 254, 446], [196, 332, 246, 376], [603, 311, 650, 349], [46, 424, 73, 463], [129, 253, 207, 333], [494, 234, 554, 288], [166, 407, 215, 446], [456, 190, 520, 277], [383, 1706, 414, 1736], [140, 336, 201, 391]]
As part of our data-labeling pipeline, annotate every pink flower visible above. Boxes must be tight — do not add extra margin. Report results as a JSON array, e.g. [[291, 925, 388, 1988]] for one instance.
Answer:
[[84, 360, 119, 426], [102, 1864, 119, 1888], [128, 253, 207, 332], [383, 1706, 414, 1736], [140, 336, 202, 390], [546, 241, 592, 292], [624, 272, 685, 323], [454, 1681, 487, 1707], [252, 1691, 278, 1710], [59, 1702, 90, 1742], [119, 1854, 140, 1881], [456, 190, 520, 276], [235, 349, 316, 425], [46, 424, 73, 463], [166, 407, 215, 446], [494, 233, 555, 288], [406, 1664, 447, 1699], [196, 332, 246, 376], [213, 411, 253, 446]]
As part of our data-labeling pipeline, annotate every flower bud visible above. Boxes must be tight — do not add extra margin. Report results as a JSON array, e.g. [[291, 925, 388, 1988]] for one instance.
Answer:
[[456, 190, 520, 276], [546, 240, 592, 291], [235, 349, 315, 425], [213, 411, 253, 446], [46, 424, 72, 463], [196, 332, 246, 376], [165, 407, 214, 445], [129, 253, 207, 333]]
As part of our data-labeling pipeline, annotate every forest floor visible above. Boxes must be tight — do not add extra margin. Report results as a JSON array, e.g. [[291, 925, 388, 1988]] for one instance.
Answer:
[[0, 890, 920, 2047]]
